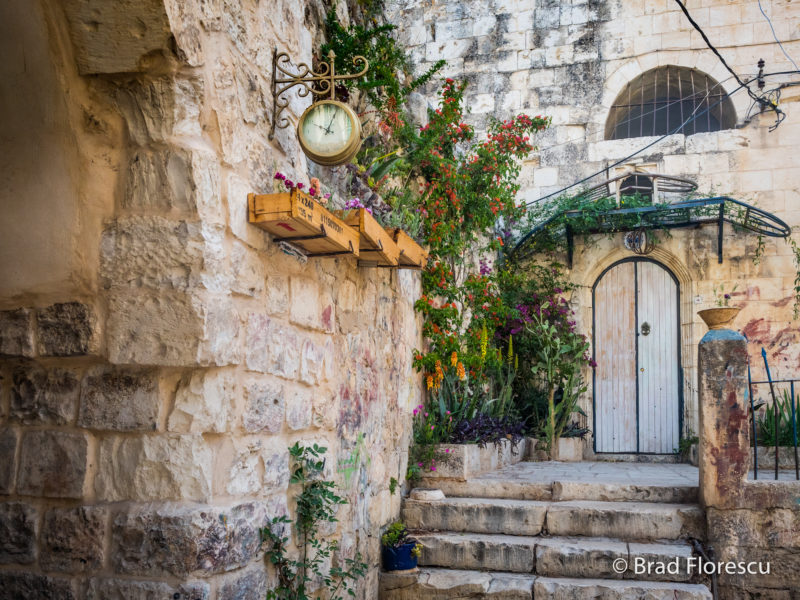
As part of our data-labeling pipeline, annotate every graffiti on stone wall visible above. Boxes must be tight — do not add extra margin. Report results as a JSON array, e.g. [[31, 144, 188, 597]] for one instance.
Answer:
[[337, 432, 371, 489]]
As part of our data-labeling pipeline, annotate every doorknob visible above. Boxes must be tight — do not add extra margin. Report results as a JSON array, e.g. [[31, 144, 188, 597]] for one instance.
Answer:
[[641, 322, 651, 336]]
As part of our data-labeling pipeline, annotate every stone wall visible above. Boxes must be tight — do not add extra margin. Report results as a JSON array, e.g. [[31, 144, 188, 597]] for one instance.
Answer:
[[0, 0, 422, 597], [389, 0, 800, 440], [698, 328, 800, 598]]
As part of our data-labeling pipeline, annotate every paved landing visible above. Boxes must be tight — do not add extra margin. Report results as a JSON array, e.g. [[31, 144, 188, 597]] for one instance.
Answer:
[[472, 460, 700, 486]]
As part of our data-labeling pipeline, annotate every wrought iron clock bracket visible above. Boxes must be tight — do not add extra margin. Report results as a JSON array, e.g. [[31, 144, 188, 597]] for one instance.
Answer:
[[268, 47, 368, 140]]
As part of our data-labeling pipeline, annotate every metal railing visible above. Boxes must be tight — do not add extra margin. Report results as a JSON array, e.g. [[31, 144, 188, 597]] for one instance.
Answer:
[[747, 348, 800, 480]]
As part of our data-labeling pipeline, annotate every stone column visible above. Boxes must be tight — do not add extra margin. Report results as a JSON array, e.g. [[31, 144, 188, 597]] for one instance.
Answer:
[[697, 328, 750, 510]]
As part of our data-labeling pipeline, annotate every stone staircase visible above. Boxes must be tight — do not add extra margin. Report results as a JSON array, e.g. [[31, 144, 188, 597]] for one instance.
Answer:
[[380, 463, 712, 599]]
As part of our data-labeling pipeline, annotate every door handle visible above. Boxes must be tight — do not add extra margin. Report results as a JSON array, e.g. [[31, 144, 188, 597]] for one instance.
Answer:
[[641, 322, 651, 336]]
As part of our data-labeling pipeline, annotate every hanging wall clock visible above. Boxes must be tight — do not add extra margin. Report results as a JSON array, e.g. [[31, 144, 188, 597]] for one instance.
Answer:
[[269, 49, 368, 167]]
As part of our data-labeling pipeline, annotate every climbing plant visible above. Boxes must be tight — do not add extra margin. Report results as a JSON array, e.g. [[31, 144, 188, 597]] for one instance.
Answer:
[[261, 443, 367, 600]]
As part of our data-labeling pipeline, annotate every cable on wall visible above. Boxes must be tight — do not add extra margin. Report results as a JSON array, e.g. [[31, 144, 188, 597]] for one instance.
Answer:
[[758, 0, 800, 72]]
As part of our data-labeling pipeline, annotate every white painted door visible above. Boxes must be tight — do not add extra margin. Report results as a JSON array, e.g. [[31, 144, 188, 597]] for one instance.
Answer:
[[593, 260, 681, 454]]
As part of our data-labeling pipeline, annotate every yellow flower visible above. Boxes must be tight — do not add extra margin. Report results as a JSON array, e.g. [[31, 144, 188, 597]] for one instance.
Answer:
[[480, 324, 488, 361], [426, 375, 433, 390], [457, 362, 466, 380], [450, 351, 458, 367], [435, 360, 444, 384]]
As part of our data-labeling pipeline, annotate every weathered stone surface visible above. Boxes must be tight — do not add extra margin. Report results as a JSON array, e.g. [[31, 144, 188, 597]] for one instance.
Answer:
[[243, 379, 284, 433], [197, 292, 243, 366], [78, 366, 159, 431], [265, 275, 290, 315], [0, 427, 17, 494], [100, 217, 205, 293], [96, 435, 213, 501], [106, 290, 203, 366], [10, 363, 79, 424], [0, 571, 75, 599], [402, 497, 547, 536], [289, 277, 321, 329], [245, 314, 300, 378], [37, 302, 97, 356], [0, 502, 38, 564], [112, 502, 267, 576], [285, 385, 312, 431], [116, 77, 204, 145], [17, 430, 88, 498], [124, 148, 196, 213], [0, 308, 34, 357], [40, 506, 107, 573], [262, 442, 290, 490], [221, 438, 264, 496], [417, 532, 536, 573], [380, 567, 533, 599], [532, 577, 712, 599], [217, 564, 268, 600], [168, 369, 234, 433], [86, 578, 210, 600], [545, 501, 705, 541]]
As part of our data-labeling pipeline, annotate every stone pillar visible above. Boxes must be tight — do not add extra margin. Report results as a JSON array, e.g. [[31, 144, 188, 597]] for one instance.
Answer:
[[697, 328, 750, 510]]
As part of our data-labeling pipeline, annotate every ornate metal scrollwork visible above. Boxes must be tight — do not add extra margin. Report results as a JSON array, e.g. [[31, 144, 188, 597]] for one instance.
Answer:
[[623, 228, 655, 255], [269, 48, 368, 140]]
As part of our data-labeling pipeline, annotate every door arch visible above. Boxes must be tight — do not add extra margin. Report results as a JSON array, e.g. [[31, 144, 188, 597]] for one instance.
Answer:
[[592, 258, 683, 454]]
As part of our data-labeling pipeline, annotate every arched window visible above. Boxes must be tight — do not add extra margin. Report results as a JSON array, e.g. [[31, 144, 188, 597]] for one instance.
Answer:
[[605, 66, 736, 140]]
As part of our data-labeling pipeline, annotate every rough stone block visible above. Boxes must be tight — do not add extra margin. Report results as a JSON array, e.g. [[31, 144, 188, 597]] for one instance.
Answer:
[[123, 148, 197, 213], [0, 427, 17, 494], [217, 564, 268, 600], [40, 506, 107, 573], [262, 442, 290, 490], [100, 217, 205, 293], [0, 571, 75, 599], [222, 438, 264, 496], [168, 369, 234, 433], [196, 293, 242, 366], [85, 578, 210, 600], [289, 277, 321, 330], [265, 275, 290, 315], [245, 315, 299, 378], [106, 290, 202, 366], [285, 386, 312, 431], [61, 0, 173, 74], [0, 308, 35, 357], [37, 302, 97, 356], [0, 502, 38, 564], [10, 364, 79, 425], [112, 502, 267, 577], [95, 434, 212, 502], [243, 380, 284, 433], [17, 430, 88, 498], [78, 366, 159, 431]]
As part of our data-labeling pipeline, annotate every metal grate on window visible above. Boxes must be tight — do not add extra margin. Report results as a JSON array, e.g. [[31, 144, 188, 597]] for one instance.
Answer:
[[605, 66, 737, 140]]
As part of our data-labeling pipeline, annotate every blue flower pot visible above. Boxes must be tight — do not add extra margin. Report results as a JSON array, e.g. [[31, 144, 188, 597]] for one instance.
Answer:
[[382, 541, 418, 571]]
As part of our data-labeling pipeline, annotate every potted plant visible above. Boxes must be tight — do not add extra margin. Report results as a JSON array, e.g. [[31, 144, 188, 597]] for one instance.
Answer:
[[381, 522, 422, 572], [698, 284, 740, 330]]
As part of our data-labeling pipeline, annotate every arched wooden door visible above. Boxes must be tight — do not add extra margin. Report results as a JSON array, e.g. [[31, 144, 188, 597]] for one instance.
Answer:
[[592, 259, 682, 454]]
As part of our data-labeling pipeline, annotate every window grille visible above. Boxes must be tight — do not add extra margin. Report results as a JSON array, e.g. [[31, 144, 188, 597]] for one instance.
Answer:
[[605, 66, 737, 140]]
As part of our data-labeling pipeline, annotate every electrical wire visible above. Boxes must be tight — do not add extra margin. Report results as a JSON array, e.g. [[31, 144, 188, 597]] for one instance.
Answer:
[[525, 70, 800, 206], [672, 0, 784, 127], [758, 0, 800, 72]]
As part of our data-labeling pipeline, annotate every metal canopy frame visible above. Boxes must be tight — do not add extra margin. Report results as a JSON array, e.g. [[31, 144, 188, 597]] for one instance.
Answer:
[[510, 196, 791, 267]]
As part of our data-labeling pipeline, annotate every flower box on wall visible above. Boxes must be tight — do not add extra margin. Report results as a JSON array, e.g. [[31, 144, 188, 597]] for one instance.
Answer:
[[338, 208, 400, 267], [385, 227, 428, 269], [420, 438, 528, 481], [248, 190, 360, 258]]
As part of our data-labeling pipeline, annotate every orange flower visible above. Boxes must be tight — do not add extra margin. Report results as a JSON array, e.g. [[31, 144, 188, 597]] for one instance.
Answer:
[[450, 351, 458, 367], [457, 362, 466, 380], [435, 360, 444, 383], [426, 375, 433, 390]]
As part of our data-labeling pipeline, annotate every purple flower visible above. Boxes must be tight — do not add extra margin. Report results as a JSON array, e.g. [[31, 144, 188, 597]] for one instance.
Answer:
[[296, 183, 304, 190], [274, 172, 286, 180], [479, 259, 492, 275]]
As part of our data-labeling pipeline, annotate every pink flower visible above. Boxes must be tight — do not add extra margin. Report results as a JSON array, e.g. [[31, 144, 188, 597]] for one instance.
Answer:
[[430, 425, 435, 430], [417, 462, 423, 467], [431, 466, 436, 471], [424, 413, 428, 417]]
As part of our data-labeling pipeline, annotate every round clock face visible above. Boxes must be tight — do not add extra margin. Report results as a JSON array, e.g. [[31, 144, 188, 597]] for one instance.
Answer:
[[297, 100, 361, 166]]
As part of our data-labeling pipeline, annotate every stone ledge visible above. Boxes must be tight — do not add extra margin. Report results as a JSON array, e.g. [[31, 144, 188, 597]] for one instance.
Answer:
[[419, 438, 528, 481]]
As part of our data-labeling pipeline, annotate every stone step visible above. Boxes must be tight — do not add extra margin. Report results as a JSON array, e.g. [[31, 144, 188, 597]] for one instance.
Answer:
[[424, 477, 697, 504], [545, 500, 705, 541], [415, 532, 696, 582], [379, 568, 712, 600], [403, 497, 705, 541], [533, 576, 712, 599], [380, 568, 534, 600]]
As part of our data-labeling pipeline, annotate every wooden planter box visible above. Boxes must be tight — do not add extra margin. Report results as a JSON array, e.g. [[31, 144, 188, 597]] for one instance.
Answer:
[[385, 228, 428, 269], [248, 190, 359, 258], [339, 209, 400, 267]]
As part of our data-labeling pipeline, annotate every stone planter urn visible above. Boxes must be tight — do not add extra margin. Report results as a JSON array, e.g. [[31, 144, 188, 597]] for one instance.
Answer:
[[697, 307, 740, 330]]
